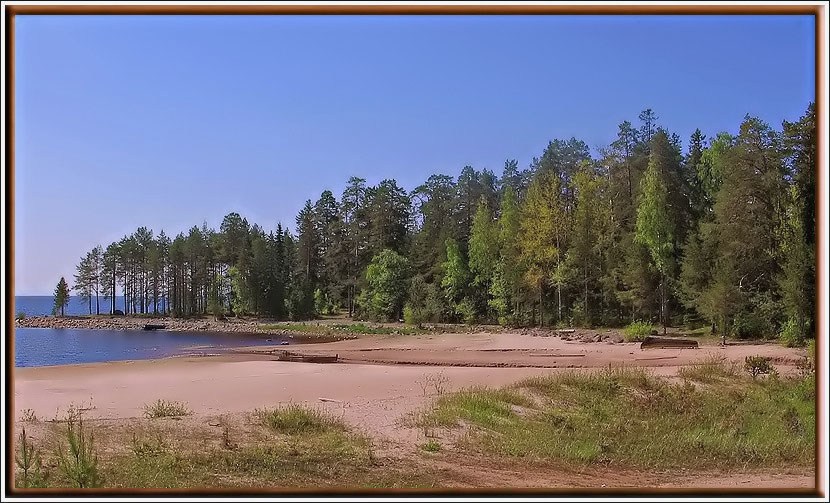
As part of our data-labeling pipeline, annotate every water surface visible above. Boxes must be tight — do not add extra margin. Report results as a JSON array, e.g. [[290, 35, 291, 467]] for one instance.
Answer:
[[14, 328, 286, 367]]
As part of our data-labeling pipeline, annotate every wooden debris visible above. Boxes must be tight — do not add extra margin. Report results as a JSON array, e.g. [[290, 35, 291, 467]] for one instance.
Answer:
[[276, 351, 338, 363], [318, 398, 342, 403]]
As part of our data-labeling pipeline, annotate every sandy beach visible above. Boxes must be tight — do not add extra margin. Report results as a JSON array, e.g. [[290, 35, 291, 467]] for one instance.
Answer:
[[12, 330, 814, 489]]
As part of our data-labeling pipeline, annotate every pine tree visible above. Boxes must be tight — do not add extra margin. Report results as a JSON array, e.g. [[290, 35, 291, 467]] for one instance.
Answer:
[[53, 277, 70, 317]]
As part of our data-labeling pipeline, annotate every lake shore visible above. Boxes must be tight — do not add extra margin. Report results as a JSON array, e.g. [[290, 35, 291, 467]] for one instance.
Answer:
[[12, 331, 813, 489]]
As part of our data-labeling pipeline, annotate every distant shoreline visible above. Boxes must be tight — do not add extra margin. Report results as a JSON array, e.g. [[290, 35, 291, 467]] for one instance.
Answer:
[[14, 314, 351, 338]]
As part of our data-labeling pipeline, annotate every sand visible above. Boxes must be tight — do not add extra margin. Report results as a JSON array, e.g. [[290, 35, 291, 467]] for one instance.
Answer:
[[11, 331, 814, 489]]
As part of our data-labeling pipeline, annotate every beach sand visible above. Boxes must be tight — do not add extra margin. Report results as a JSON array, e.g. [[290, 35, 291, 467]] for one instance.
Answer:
[[11, 331, 814, 489]]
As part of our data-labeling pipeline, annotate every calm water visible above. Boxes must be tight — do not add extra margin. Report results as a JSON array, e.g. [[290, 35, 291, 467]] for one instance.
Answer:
[[14, 328, 287, 367], [15, 295, 131, 317]]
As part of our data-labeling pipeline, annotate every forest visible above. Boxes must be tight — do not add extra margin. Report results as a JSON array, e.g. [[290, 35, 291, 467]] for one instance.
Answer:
[[68, 104, 816, 345]]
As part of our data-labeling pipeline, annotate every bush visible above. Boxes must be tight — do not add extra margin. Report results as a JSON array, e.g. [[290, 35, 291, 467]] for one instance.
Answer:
[[623, 320, 653, 342], [16, 311, 26, 321], [455, 298, 476, 325], [779, 317, 805, 348], [744, 355, 773, 379]]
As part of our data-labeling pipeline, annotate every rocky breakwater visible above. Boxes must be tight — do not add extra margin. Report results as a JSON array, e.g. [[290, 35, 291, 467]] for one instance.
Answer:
[[13, 316, 354, 340]]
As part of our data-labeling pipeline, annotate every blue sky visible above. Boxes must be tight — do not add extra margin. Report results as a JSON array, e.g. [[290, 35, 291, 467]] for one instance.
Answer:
[[14, 14, 815, 295]]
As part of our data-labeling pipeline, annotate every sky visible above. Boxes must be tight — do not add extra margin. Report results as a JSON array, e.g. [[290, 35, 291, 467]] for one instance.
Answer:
[[13, 14, 815, 295]]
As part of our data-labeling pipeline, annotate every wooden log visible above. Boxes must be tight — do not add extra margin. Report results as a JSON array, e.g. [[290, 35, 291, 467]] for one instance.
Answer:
[[640, 336, 699, 349]]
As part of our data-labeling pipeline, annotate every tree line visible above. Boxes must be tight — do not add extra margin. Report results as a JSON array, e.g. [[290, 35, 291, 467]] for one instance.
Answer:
[[67, 103, 816, 344]]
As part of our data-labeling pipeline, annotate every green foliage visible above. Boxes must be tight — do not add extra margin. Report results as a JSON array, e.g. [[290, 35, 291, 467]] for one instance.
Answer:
[[623, 320, 653, 342], [441, 238, 470, 307], [744, 356, 773, 379], [362, 249, 409, 322], [16, 311, 26, 320], [56, 413, 99, 488], [779, 317, 805, 348], [143, 400, 192, 419]]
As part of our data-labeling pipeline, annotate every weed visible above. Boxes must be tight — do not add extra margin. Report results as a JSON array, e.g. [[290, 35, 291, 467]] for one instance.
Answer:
[[20, 409, 38, 423], [130, 433, 167, 457]]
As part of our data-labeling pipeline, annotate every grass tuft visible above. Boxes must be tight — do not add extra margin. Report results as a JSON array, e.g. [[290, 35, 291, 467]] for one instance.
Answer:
[[143, 400, 192, 419], [254, 403, 348, 436]]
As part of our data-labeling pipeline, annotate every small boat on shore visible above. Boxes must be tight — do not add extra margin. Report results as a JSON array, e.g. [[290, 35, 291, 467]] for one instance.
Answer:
[[143, 324, 167, 331]]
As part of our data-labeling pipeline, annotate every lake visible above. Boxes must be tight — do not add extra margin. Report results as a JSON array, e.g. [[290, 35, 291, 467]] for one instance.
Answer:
[[13, 327, 286, 367]]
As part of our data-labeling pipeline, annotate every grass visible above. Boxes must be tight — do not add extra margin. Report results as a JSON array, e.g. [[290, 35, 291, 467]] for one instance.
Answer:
[[415, 367, 815, 469], [260, 322, 428, 336], [17, 403, 441, 489], [678, 355, 741, 384], [143, 400, 192, 419], [254, 403, 349, 435]]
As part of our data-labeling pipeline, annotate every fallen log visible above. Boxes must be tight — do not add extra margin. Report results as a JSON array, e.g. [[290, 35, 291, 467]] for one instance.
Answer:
[[276, 351, 338, 363], [640, 336, 699, 349]]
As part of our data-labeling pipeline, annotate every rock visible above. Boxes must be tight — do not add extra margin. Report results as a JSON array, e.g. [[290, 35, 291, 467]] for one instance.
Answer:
[[592, 334, 602, 343], [650, 329, 659, 336], [609, 333, 624, 344]]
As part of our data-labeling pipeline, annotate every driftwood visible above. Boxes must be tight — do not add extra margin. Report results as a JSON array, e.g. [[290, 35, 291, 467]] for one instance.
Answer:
[[276, 351, 338, 363], [143, 324, 166, 331], [640, 336, 699, 349], [556, 329, 576, 334]]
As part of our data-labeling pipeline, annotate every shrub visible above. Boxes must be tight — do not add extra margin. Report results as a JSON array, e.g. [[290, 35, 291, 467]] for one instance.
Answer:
[[15, 427, 46, 488], [744, 355, 773, 379], [143, 400, 192, 419], [56, 413, 99, 488], [16, 311, 26, 321], [779, 317, 805, 348], [623, 320, 653, 342]]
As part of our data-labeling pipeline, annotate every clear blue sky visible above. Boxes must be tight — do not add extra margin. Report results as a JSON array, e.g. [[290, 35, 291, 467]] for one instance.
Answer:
[[14, 15, 815, 295]]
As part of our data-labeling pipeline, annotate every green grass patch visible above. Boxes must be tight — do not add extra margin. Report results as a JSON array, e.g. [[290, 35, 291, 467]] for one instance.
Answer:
[[421, 439, 441, 452], [416, 367, 815, 469], [143, 400, 192, 419]]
